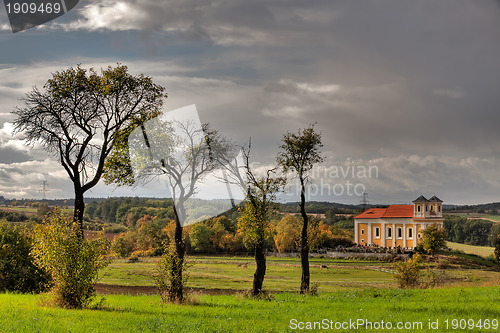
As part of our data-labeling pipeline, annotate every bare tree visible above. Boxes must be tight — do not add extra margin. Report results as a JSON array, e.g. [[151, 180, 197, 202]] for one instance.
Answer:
[[108, 106, 235, 302], [13, 65, 165, 235]]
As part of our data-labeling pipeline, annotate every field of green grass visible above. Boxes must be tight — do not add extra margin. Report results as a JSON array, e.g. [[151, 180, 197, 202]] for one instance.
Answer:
[[98, 255, 500, 295], [447, 241, 495, 258], [99, 256, 397, 292], [1, 286, 499, 332], [0, 206, 73, 215], [0, 206, 38, 213]]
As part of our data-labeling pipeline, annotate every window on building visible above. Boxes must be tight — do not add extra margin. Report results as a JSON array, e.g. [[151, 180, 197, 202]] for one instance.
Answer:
[[425, 205, 428, 212], [417, 233, 421, 239], [417, 205, 421, 212], [397, 227, 402, 239], [430, 205, 434, 212], [438, 205, 441, 212], [387, 227, 392, 238], [361, 239, 364, 244], [375, 227, 380, 238], [408, 227, 413, 239], [361, 229, 365, 235]]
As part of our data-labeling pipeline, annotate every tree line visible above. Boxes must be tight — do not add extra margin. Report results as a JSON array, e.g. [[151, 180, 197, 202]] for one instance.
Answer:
[[443, 215, 500, 247], [110, 210, 353, 257]]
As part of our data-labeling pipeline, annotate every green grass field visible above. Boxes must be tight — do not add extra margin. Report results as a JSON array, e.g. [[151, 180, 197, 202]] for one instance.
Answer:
[[447, 213, 500, 222], [1, 286, 499, 332], [447, 242, 495, 258], [98, 255, 500, 295], [98, 256, 396, 292], [0, 206, 39, 213], [0, 206, 73, 215]]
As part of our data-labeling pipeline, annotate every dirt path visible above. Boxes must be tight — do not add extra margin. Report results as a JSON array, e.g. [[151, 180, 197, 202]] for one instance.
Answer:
[[94, 283, 240, 296]]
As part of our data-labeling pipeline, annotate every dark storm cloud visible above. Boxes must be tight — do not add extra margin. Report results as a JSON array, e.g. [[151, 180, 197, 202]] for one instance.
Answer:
[[1, 1, 500, 203], [0, 146, 32, 163]]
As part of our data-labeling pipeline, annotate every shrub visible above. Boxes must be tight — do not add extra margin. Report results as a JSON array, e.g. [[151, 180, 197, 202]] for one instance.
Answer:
[[105, 224, 128, 234], [153, 241, 188, 303], [31, 209, 110, 308], [0, 222, 50, 293], [127, 255, 140, 263], [394, 254, 422, 288], [494, 234, 500, 261]]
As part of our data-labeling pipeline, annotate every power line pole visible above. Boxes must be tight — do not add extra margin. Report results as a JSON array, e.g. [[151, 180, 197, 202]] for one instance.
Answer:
[[360, 191, 369, 211], [39, 180, 49, 200]]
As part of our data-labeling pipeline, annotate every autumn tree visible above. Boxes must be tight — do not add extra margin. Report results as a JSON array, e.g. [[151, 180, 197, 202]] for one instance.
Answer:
[[274, 214, 301, 253], [420, 224, 447, 254], [277, 124, 323, 294], [189, 223, 213, 253], [238, 146, 285, 296], [13, 65, 165, 235]]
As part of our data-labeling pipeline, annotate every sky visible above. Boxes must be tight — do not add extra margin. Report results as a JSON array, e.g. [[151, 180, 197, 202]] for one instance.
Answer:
[[0, 0, 500, 205]]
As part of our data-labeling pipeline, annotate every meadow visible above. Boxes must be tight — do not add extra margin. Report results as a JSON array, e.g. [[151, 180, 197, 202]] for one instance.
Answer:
[[1, 286, 499, 332], [447, 241, 495, 258], [97, 253, 500, 294], [2, 250, 500, 332], [447, 212, 500, 222], [98, 256, 397, 292], [2, 207, 499, 332]]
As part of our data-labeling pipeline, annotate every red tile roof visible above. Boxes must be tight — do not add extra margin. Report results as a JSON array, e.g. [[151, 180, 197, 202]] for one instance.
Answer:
[[383, 205, 414, 218], [354, 205, 414, 219], [354, 208, 387, 219]]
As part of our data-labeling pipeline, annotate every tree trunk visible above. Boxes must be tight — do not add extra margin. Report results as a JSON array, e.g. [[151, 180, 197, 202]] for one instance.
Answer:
[[299, 176, 310, 294], [170, 205, 185, 302], [74, 188, 85, 239], [252, 240, 266, 296]]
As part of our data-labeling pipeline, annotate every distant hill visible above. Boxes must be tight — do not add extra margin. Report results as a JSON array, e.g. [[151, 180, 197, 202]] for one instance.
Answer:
[[278, 201, 361, 214], [446, 202, 500, 215], [0, 196, 498, 215]]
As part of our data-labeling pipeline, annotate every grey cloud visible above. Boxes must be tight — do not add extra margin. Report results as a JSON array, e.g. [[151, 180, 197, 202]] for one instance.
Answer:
[[0, 146, 32, 163], [0, 159, 70, 198], [279, 154, 500, 205], [433, 89, 464, 100], [2, 1, 500, 204]]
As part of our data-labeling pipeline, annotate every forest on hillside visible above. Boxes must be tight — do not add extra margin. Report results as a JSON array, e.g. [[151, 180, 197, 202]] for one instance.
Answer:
[[2, 197, 498, 256]]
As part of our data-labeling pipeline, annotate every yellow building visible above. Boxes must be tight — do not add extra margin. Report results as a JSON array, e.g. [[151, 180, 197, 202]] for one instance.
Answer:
[[354, 195, 443, 249]]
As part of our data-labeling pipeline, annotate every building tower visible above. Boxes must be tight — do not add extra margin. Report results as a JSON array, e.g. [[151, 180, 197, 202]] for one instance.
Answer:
[[412, 195, 429, 218], [428, 195, 443, 218]]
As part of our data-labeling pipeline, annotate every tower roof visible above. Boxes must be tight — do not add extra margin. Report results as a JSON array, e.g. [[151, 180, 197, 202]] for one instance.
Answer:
[[412, 195, 429, 203], [428, 195, 443, 202]]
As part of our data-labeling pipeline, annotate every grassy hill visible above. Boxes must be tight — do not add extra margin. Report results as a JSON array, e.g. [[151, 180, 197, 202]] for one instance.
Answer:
[[447, 241, 495, 258]]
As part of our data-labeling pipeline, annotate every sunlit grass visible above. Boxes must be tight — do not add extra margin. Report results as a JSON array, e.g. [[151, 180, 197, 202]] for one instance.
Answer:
[[447, 241, 495, 258], [98, 256, 397, 292], [1, 286, 499, 332]]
